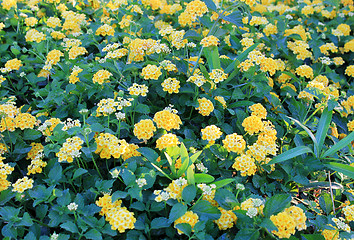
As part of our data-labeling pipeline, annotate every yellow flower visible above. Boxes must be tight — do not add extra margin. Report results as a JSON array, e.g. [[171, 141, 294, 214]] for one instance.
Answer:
[[222, 133, 246, 154], [201, 125, 222, 144], [196, 98, 214, 116], [133, 119, 156, 140], [201, 35, 220, 47], [242, 116, 264, 135], [153, 110, 182, 131], [5, 58, 22, 71], [270, 211, 296, 239], [92, 69, 112, 84], [156, 133, 180, 150], [174, 211, 199, 235], [141, 64, 162, 80]]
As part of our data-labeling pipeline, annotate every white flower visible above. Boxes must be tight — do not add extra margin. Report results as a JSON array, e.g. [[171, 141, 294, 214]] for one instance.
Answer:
[[236, 183, 245, 191], [136, 178, 147, 188], [246, 207, 258, 218], [285, 14, 293, 20], [110, 169, 120, 178], [115, 112, 126, 120], [175, 177, 187, 187], [252, 198, 264, 207], [20, 72, 26, 77], [332, 217, 350, 232], [67, 202, 78, 211], [50, 232, 59, 240], [196, 162, 208, 173]]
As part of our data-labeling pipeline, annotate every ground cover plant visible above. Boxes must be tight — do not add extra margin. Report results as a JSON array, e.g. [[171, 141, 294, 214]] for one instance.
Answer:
[[0, 0, 353, 239]]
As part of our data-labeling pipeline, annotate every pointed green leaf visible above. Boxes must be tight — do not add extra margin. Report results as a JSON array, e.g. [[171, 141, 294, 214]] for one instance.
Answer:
[[213, 178, 235, 189], [194, 173, 215, 183], [182, 185, 196, 203], [268, 146, 314, 165], [190, 151, 202, 163], [150, 162, 172, 180], [169, 203, 187, 222], [322, 131, 354, 158], [315, 107, 332, 152], [164, 152, 176, 176], [288, 116, 319, 157], [138, 147, 159, 162], [264, 194, 291, 218], [187, 166, 195, 185], [326, 162, 354, 179]]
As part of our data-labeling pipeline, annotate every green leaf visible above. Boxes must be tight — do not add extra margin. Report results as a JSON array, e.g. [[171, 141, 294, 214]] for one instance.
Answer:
[[60, 221, 79, 233], [72, 168, 88, 180], [135, 104, 150, 114], [19, 212, 33, 227], [187, 166, 195, 185], [90, 123, 104, 133], [190, 151, 202, 163], [84, 229, 102, 240], [213, 178, 235, 189], [210, 46, 221, 69], [120, 169, 136, 186], [315, 107, 332, 154], [202, 0, 216, 11], [210, 144, 227, 160], [23, 129, 42, 140], [48, 162, 62, 182], [191, 200, 220, 220], [268, 146, 314, 165], [169, 203, 187, 222], [164, 152, 176, 176], [150, 162, 172, 180], [319, 193, 333, 215], [301, 234, 325, 240], [221, 10, 243, 27], [150, 217, 171, 229], [138, 147, 159, 162], [263, 194, 291, 218], [177, 143, 190, 177], [322, 131, 354, 158], [234, 229, 260, 240], [175, 223, 192, 236], [225, 43, 259, 73], [288, 116, 319, 157], [326, 162, 354, 179], [194, 173, 215, 183], [182, 185, 196, 203]]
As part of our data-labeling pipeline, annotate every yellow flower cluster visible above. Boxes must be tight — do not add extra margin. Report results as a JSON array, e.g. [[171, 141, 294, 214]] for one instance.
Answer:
[[232, 154, 257, 176], [345, 65, 354, 77], [27, 157, 47, 175], [46, 49, 64, 67], [201, 35, 220, 47], [38, 118, 62, 137], [25, 29, 46, 43], [222, 133, 246, 154], [1, 0, 17, 10], [319, 43, 338, 56], [156, 133, 180, 150], [0, 161, 14, 192], [121, 143, 141, 160], [95, 133, 129, 159], [141, 64, 162, 80], [178, 0, 208, 27], [295, 65, 314, 79], [214, 96, 227, 109], [321, 228, 339, 240], [26, 142, 44, 160], [161, 77, 180, 94], [287, 40, 312, 60], [271, 206, 307, 238], [263, 23, 278, 36], [56, 136, 84, 163], [46, 17, 62, 28], [96, 194, 136, 233], [95, 24, 115, 36], [25, 17, 38, 27], [242, 116, 264, 135], [0, 117, 15, 132], [128, 83, 149, 96], [165, 177, 188, 200], [69, 66, 83, 84], [12, 176, 34, 193], [249, 103, 267, 119], [214, 208, 237, 230], [201, 125, 222, 144], [153, 110, 182, 131], [92, 69, 112, 84], [209, 69, 228, 83], [69, 46, 88, 60], [14, 113, 36, 130], [133, 119, 156, 140], [174, 211, 199, 235], [5, 58, 22, 71], [196, 98, 214, 116]]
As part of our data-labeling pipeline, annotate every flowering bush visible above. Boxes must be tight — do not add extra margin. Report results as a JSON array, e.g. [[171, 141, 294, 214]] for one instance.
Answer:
[[0, 0, 353, 239]]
